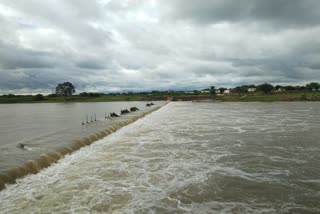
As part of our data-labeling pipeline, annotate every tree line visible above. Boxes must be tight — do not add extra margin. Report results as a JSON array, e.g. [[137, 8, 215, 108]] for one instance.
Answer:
[[1, 81, 319, 100], [230, 82, 320, 94]]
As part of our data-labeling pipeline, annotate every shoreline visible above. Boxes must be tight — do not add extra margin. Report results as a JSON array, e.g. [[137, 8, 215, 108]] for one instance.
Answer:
[[1, 91, 320, 104]]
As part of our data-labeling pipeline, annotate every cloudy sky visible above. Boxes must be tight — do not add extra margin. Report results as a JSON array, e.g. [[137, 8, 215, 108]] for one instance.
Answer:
[[0, 0, 319, 94]]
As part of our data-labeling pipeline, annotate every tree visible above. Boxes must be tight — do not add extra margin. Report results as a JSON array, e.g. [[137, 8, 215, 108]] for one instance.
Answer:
[[257, 83, 274, 94], [55, 82, 75, 100], [306, 82, 320, 91], [47, 93, 57, 97], [79, 92, 88, 97], [33, 94, 45, 101], [209, 86, 216, 97], [219, 87, 226, 94], [233, 85, 254, 93], [193, 90, 200, 95], [284, 85, 296, 91], [275, 85, 282, 90]]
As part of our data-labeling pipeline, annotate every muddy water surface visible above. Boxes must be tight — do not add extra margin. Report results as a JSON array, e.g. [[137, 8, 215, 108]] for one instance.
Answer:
[[0, 102, 319, 213]]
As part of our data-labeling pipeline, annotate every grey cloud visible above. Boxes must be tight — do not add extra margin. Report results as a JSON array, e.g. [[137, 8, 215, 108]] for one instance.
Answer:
[[0, 0, 319, 93], [75, 57, 108, 70], [0, 42, 57, 69], [76, 61, 105, 70], [308, 60, 320, 70], [0, 69, 61, 90], [162, 0, 320, 28], [1, 0, 111, 46]]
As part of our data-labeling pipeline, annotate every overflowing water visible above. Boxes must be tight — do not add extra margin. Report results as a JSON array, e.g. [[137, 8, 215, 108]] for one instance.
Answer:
[[0, 102, 320, 213], [0, 101, 161, 172]]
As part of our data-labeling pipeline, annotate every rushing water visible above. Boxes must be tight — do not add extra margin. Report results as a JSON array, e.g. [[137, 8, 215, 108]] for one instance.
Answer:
[[0, 102, 320, 213]]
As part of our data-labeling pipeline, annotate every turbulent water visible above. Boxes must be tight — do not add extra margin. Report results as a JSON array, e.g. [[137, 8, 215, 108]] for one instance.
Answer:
[[0, 102, 320, 213]]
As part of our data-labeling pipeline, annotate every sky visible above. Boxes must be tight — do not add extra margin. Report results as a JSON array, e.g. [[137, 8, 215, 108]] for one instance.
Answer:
[[0, 0, 319, 94]]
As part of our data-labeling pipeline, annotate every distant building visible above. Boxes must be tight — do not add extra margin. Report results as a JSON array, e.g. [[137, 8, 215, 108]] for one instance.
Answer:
[[248, 88, 256, 92], [276, 88, 286, 92], [224, 89, 230, 94], [185, 91, 194, 94], [216, 89, 230, 95], [200, 90, 210, 94]]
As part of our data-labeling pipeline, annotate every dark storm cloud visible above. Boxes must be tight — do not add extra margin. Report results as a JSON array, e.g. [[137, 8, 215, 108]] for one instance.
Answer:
[[0, 42, 56, 69], [75, 57, 107, 70], [308, 62, 320, 70], [0, 69, 61, 90], [162, 0, 320, 28], [0, 0, 319, 93]]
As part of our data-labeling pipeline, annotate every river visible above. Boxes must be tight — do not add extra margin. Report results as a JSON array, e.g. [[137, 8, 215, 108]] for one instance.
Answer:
[[0, 101, 161, 172], [0, 102, 319, 213]]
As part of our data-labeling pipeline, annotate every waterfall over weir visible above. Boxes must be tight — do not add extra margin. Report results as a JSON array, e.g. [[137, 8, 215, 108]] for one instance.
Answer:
[[0, 104, 165, 191]]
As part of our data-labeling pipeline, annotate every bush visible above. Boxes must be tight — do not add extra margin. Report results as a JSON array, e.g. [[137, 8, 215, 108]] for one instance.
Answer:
[[79, 92, 88, 97], [33, 94, 45, 101], [257, 83, 274, 94], [79, 92, 101, 97], [306, 82, 320, 91], [47, 93, 57, 97], [88, 92, 101, 97], [284, 86, 296, 91], [7, 94, 15, 98]]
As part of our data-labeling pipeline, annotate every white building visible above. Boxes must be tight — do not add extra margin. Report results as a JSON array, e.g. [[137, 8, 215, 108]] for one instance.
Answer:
[[201, 90, 210, 94], [276, 88, 286, 92]]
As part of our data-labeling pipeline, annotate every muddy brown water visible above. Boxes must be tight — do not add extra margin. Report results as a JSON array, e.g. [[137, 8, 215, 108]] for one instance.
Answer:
[[0, 102, 319, 213]]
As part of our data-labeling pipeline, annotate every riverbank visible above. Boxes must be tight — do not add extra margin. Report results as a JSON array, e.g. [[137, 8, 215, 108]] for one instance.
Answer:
[[168, 92, 320, 102], [0, 91, 320, 103], [0, 94, 152, 104], [214, 91, 320, 102]]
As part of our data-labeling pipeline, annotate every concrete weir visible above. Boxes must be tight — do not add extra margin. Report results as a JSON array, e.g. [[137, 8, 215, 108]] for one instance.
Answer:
[[0, 104, 165, 191]]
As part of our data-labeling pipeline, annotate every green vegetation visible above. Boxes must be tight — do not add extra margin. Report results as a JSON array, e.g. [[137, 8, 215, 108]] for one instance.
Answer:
[[55, 82, 76, 101], [1, 82, 319, 103], [0, 93, 152, 104], [257, 83, 274, 94], [33, 94, 45, 101], [306, 82, 320, 91], [233, 84, 256, 93], [213, 82, 320, 102], [209, 86, 216, 97], [218, 87, 226, 94], [214, 91, 320, 102], [1, 90, 319, 104]]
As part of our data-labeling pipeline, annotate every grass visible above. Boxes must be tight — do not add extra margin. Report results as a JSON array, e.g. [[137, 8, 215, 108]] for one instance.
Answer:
[[214, 91, 320, 102], [0, 91, 319, 104], [0, 94, 152, 104]]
